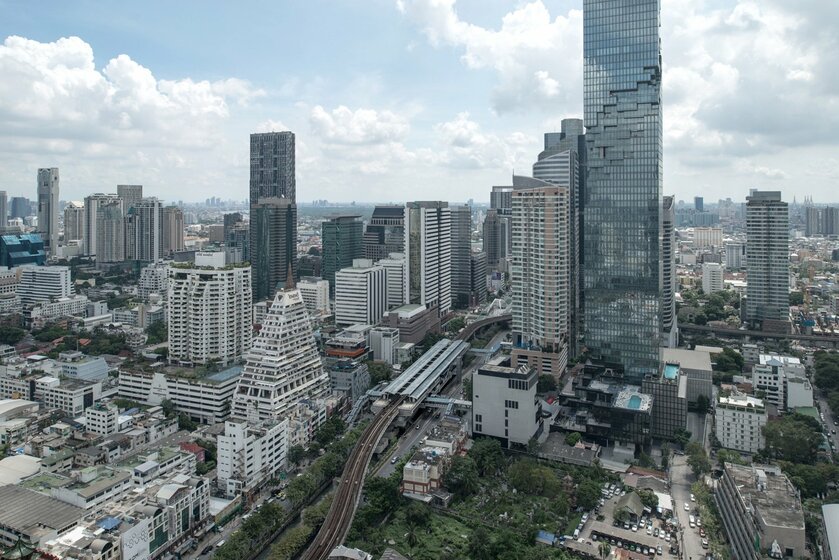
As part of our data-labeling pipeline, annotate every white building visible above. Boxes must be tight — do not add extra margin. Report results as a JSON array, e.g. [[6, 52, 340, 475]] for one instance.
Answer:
[[29, 295, 89, 323], [334, 259, 387, 327], [232, 288, 331, 423], [216, 418, 288, 498], [57, 351, 108, 382], [63, 201, 84, 244], [693, 227, 723, 250], [715, 393, 767, 454], [138, 261, 170, 301], [83, 193, 121, 256], [167, 253, 252, 366], [404, 202, 452, 315], [752, 354, 811, 412], [702, 262, 724, 294], [85, 403, 119, 436], [117, 367, 240, 425], [124, 197, 161, 263], [297, 276, 330, 314], [369, 327, 399, 365], [725, 242, 746, 270], [18, 265, 73, 305], [378, 252, 405, 309], [471, 355, 547, 449]]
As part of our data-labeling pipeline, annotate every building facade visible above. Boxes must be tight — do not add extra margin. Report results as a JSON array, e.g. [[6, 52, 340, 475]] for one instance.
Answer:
[[702, 262, 724, 294], [321, 215, 363, 295], [125, 197, 161, 263], [745, 191, 789, 331], [715, 393, 767, 454], [217, 418, 288, 498], [378, 252, 405, 310], [404, 201, 452, 315], [37, 168, 60, 253], [297, 276, 330, 314], [83, 194, 121, 257], [334, 259, 387, 327], [449, 205, 472, 309], [160, 206, 185, 256], [63, 201, 84, 245], [363, 205, 404, 261]]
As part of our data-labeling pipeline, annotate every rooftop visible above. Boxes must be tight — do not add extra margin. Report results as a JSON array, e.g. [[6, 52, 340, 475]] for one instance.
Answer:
[[613, 387, 653, 412], [823, 504, 839, 558], [0, 485, 84, 537], [725, 463, 805, 530], [660, 347, 712, 372], [718, 393, 765, 411]]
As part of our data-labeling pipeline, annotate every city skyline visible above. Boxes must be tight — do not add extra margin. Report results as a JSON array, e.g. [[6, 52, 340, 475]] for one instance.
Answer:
[[1, 1, 837, 203]]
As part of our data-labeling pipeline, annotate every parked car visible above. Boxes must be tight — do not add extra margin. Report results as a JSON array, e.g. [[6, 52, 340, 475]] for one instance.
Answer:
[[657, 545, 663, 556], [684, 502, 690, 511]]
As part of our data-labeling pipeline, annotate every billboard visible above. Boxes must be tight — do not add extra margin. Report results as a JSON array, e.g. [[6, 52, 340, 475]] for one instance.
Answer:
[[121, 519, 152, 560]]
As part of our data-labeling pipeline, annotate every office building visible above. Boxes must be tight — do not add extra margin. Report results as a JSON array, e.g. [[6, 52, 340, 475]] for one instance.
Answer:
[[85, 403, 119, 436], [378, 252, 405, 309], [9, 197, 30, 220], [822, 504, 839, 560], [117, 184, 143, 213], [161, 205, 185, 255], [57, 351, 108, 382], [63, 201, 84, 244], [363, 205, 404, 261], [297, 276, 330, 314], [404, 201, 451, 315], [717, 463, 807, 560], [694, 227, 723, 250], [83, 193, 121, 258], [660, 348, 713, 405], [95, 199, 125, 265], [583, 0, 663, 380], [752, 354, 809, 412], [510, 177, 569, 375], [450, 205, 472, 309], [217, 418, 288, 498], [231, 287, 331, 422], [18, 265, 72, 305], [641, 363, 687, 441], [471, 356, 547, 449], [383, 303, 440, 344], [0, 191, 6, 227], [533, 118, 586, 356], [715, 393, 767, 454], [334, 259, 386, 327], [702, 262, 724, 294], [470, 251, 488, 305], [321, 215, 363, 295], [252, 197, 297, 301], [490, 185, 513, 216], [482, 209, 507, 270], [694, 196, 704, 212], [745, 191, 789, 331], [661, 195, 677, 347], [0, 233, 45, 268], [125, 197, 161, 263], [250, 131, 296, 301], [370, 326, 399, 365], [725, 242, 747, 270], [326, 359, 370, 404], [36, 167, 60, 252], [167, 252, 252, 366]]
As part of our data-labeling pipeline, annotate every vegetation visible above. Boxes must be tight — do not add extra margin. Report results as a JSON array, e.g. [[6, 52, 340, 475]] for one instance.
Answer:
[[691, 482, 731, 560], [564, 432, 581, 447], [537, 374, 558, 394], [686, 441, 711, 477], [0, 326, 25, 346], [366, 360, 393, 387], [711, 347, 744, 376], [814, 352, 839, 417], [145, 321, 167, 344], [762, 413, 824, 464], [716, 449, 748, 467], [78, 328, 131, 355], [32, 324, 70, 342], [445, 316, 466, 333]]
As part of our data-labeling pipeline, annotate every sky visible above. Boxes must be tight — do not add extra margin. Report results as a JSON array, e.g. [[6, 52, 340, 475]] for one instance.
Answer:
[[0, 0, 837, 204]]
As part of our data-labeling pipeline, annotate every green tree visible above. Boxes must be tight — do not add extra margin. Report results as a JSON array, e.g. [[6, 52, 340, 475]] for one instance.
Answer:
[[695, 394, 710, 414], [302, 496, 333, 529], [763, 414, 823, 464], [716, 449, 747, 467], [366, 361, 393, 387], [576, 480, 602, 510], [177, 414, 197, 431], [404, 501, 431, 527], [526, 436, 540, 454], [445, 316, 466, 333], [0, 326, 25, 346], [565, 432, 582, 446], [444, 455, 479, 498], [145, 321, 168, 344], [288, 445, 305, 467], [161, 399, 176, 418], [537, 374, 557, 393], [469, 437, 505, 476], [789, 292, 804, 306], [673, 428, 692, 448], [599, 542, 612, 560], [467, 527, 494, 560], [637, 488, 659, 509], [687, 448, 711, 477]]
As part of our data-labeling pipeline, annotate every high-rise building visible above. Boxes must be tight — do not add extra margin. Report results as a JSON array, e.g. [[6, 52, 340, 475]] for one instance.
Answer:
[[661, 196, 677, 348], [533, 120, 584, 357], [702, 262, 724, 295], [95, 199, 125, 265], [231, 287, 331, 423], [168, 252, 253, 366], [10, 197, 30, 220], [510, 177, 570, 375], [363, 206, 404, 261], [83, 194, 121, 256], [161, 206, 185, 256], [450, 205, 472, 309], [125, 197, 161, 263], [583, 0, 663, 380], [695, 196, 704, 213], [18, 265, 73, 305], [36, 168, 59, 252], [321, 215, 363, 295], [250, 132, 296, 301], [252, 198, 297, 301], [334, 259, 387, 327], [482, 209, 507, 270], [745, 191, 789, 331], [297, 277, 330, 315], [725, 242, 747, 270], [378, 252, 405, 310], [490, 186, 513, 259], [404, 201, 452, 315], [117, 184, 143, 213], [0, 191, 7, 228], [63, 201, 84, 244], [470, 251, 488, 306]]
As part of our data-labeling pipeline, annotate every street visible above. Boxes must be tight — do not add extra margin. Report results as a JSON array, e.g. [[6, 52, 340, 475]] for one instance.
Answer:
[[669, 455, 705, 560]]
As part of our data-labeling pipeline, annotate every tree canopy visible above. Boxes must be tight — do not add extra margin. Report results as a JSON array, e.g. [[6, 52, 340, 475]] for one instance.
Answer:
[[763, 414, 824, 464]]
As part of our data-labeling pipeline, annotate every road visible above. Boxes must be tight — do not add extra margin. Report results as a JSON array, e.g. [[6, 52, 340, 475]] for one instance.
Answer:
[[816, 394, 839, 453], [670, 455, 705, 560]]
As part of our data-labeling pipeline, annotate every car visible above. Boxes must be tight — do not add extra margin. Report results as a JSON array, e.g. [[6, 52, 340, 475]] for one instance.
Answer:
[[654, 528, 659, 537], [623, 522, 630, 530], [702, 539, 709, 549], [657, 545, 663, 556], [833, 429, 837, 435], [391, 456, 398, 464], [690, 494, 696, 502], [700, 529, 706, 537], [684, 502, 690, 511], [592, 534, 598, 541], [631, 525, 638, 532], [201, 546, 213, 556], [696, 518, 701, 527], [665, 534, 671, 542], [646, 527, 652, 535], [620, 490, 626, 496]]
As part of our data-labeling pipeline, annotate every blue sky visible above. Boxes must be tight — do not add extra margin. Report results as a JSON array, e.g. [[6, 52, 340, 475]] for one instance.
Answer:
[[1, 0, 837, 204]]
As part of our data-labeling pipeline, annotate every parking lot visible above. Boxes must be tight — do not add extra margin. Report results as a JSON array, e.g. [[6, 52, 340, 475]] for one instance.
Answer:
[[563, 483, 683, 559]]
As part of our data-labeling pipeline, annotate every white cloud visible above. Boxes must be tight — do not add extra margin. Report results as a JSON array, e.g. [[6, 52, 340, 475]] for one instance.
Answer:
[[309, 105, 409, 145], [434, 112, 533, 170]]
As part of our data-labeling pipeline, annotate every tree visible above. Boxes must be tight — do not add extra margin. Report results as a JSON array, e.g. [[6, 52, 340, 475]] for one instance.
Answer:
[[0, 326, 25, 346], [145, 321, 168, 344], [161, 399, 176, 418], [527, 436, 540, 455], [599, 542, 612, 560], [404, 501, 431, 527], [614, 508, 631, 524], [445, 317, 466, 333], [637, 488, 659, 509], [366, 361, 393, 387], [288, 445, 305, 467], [661, 443, 670, 470], [565, 432, 582, 447], [695, 394, 710, 415], [537, 374, 557, 394], [177, 414, 197, 431], [763, 414, 823, 464], [789, 292, 804, 306], [469, 437, 505, 476], [687, 448, 711, 477], [673, 428, 692, 448], [576, 480, 602, 510], [444, 455, 479, 498], [467, 527, 494, 560], [716, 449, 747, 467]]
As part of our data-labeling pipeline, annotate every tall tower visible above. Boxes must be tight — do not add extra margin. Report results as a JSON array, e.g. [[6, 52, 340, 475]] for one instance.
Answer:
[[160, 206, 185, 256], [404, 201, 452, 315], [37, 168, 59, 253], [449, 205, 473, 309], [661, 196, 677, 347], [252, 198, 297, 301], [117, 185, 143, 214], [482, 209, 507, 270], [746, 191, 789, 332], [363, 206, 404, 261], [321, 215, 363, 296], [83, 193, 121, 257], [63, 201, 85, 243], [583, 0, 663, 380], [125, 197, 161, 263], [0, 191, 7, 229], [250, 132, 296, 301], [96, 199, 125, 265]]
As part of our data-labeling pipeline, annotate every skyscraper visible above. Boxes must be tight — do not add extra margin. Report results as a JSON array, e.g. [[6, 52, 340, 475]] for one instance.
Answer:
[[96, 199, 125, 265], [63, 201, 84, 243], [510, 176, 570, 375], [0, 191, 7, 228], [334, 259, 387, 327], [250, 131, 297, 301], [83, 193, 121, 257], [482, 209, 507, 270], [694, 196, 704, 213], [745, 191, 789, 332], [490, 185, 513, 261], [37, 168, 59, 252], [404, 201, 452, 315], [252, 198, 297, 301], [449, 205, 473, 309], [125, 197, 161, 263], [661, 196, 677, 347], [363, 205, 404, 261], [10, 197, 30, 220], [469, 251, 488, 306], [321, 215, 363, 295], [583, 0, 663, 380], [117, 185, 143, 214], [161, 206, 185, 256]]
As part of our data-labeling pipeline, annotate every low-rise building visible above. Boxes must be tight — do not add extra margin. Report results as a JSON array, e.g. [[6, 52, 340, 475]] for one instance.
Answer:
[[0, 485, 83, 548], [752, 353, 811, 412], [324, 328, 370, 361], [402, 417, 468, 500], [57, 351, 109, 382], [717, 463, 808, 560], [216, 419, 288, 498], [86, 402, 120, 436], [382, 303, 440, 344], [326, 359, 370, 405], [297, 276, 330, 315], [369, 326, 399, 365], [715, 393, 767, 454]]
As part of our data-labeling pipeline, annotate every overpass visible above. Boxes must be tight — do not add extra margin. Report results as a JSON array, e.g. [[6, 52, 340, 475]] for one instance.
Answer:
[[680, 323, 839, 348], [455, 313, 512, 342]]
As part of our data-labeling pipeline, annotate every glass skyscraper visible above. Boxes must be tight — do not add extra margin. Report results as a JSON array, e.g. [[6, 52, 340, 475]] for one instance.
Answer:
[[583, 0, 663, 380]]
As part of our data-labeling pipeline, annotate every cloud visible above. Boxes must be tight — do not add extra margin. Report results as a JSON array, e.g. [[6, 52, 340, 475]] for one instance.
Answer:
[[309, 105, 410, 145], [434, 112, 533, 170], [397, 0, 583, 114]]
